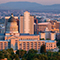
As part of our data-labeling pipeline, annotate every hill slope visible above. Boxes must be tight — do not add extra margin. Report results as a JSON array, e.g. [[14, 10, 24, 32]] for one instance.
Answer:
[[0, 2, 60, 10]]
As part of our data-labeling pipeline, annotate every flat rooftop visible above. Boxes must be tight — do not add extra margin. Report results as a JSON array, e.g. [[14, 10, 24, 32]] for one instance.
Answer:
[[20, 33, 38, 36], [37, 22, 50, 25], [19, 40, 55, 43], [40, 40, 55, 43], [19, 40, 39, 41]]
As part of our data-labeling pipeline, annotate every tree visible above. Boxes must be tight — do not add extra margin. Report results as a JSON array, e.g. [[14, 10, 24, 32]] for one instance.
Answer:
[[51, 57, 58, 60], [0, 52, 5, 59], [8, 58, 12, 60], [9, 48, 14, 53], [33, 54, 41, 60], [16, 50, 19, 56], [33, 58, 39, 60], [46, 38, 50, 40], [6, 48, 14, 54], [14, 54, 19, 60], [10, 55, 14, 60], [28, 49, 38, 54], [16, 50, 26, 58], [22, 58, 26, 60], [40, 38, 45, 40], [40, 44, 46, 53], [26, 53, 35, 60]]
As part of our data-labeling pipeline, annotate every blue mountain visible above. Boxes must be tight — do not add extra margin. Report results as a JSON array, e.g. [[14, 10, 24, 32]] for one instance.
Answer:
[[0, 2, 60, 10]]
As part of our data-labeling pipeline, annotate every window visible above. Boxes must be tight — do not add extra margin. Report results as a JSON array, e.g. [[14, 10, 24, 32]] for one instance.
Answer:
[[54, 45, 56, 47], [4, 42, 6, 49], [19, 44, 22, 49], [15, 40, 18, 50], [38, 42, 41, 48], [51, 44, 52, 47], [38, 42, 41, 45], [34, 42, 37, 50], [23, 42, 26, 50], [1, 42, 3, 50], [31, 42, 33, 49], [49, 44, 50, 47], [23, 42, 25, 45], [27, 42, 29, 50], [51, 46, 52, 47], [8, 42, 10, 49], [42, 42, 44, 44], [15, 40, 18, 43]]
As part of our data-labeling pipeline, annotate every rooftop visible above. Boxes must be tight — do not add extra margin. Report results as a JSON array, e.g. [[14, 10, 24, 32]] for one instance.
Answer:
[[8, 14, 17, 22], [20, 33, 38, 36], [37, 22, 50, 25], [40, 40, 55, 43], [19, 40, 55, 43], [19, 40, 41, 41]]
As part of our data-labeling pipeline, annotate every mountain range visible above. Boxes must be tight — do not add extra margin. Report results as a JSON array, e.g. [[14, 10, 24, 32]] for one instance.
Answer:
[[0, 1, 60, 10]]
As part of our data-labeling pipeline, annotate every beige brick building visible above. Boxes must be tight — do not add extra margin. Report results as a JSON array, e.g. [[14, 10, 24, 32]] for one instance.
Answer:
[[20, 11, 34, 34]]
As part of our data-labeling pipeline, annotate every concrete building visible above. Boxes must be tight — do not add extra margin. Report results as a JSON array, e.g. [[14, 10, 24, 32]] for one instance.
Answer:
[[40, 31, 55, 40], [34, 22, 52, 34], [34, 20, 60, 34], [39, 27, 56, 40], [20, 11, 34, 34], [50, 20, 60, 33]]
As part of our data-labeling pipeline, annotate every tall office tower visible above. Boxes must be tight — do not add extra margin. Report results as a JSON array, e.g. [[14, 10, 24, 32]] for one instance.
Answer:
[[20, 11, 34, 34]]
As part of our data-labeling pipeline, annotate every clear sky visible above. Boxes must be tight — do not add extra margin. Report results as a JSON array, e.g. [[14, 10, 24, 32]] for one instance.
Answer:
[[0, 0, 60, 5]]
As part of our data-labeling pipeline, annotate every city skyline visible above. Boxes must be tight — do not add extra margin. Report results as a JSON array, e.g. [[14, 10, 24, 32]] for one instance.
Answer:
[[0, 0, 60, 5]]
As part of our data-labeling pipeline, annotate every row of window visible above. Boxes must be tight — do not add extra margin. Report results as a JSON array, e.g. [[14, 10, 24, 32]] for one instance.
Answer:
[[22, 42, 44, 45], [19, 42, 42, 50], [0, 42, 7, 50], [46, 44, 56, 47]]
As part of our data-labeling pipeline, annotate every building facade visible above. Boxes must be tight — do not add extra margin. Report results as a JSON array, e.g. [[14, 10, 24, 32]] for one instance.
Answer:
[[34, 20, 60, 34], [20, 11, 34, 34], [0, 11, 58, 52]]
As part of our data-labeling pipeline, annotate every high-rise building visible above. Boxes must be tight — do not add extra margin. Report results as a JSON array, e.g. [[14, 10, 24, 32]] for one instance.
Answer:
[[19, 11, 34, 34]]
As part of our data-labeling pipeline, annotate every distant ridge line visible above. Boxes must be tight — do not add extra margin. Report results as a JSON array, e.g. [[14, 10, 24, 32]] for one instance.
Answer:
[[0, 1, 60, 10]]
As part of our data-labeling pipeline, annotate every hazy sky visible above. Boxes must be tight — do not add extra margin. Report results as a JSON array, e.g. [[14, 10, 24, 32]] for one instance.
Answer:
[[0, 0, 60, 5]]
